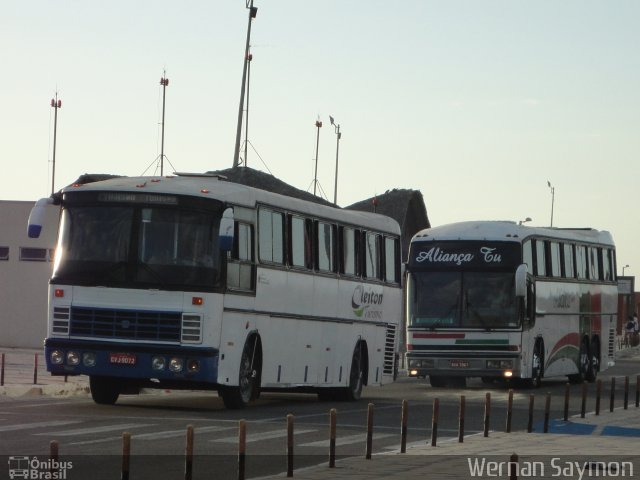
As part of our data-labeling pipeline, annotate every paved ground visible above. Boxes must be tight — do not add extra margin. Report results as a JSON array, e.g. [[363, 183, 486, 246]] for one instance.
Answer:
[[2, 345, 640, 479]]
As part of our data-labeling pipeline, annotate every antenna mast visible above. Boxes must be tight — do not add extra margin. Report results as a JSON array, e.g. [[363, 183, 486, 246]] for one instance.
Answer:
[[50, 93, 62, 195], [313, 119, 322, 196]]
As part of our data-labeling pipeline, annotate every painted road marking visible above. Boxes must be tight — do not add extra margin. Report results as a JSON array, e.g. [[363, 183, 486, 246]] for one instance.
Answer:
[[210, 428, 317, 444], [35, 423, 154, 436], [300, 432, 393, 448], [0, 420, 81, 432]]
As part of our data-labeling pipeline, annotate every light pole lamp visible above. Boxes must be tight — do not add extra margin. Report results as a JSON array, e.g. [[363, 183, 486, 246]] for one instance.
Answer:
[[329, 116, 341, 205], [519, 217, 532, 226], [623, 264, 630, 276]]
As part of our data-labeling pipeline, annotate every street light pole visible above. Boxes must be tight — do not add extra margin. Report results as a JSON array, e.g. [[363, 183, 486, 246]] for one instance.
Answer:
[[50, 93, 62, 196], [623, 264, 630, 276], [313, 119, 322, 196], [547, 181, 555, 227], [159, 73, 169, 176], [232, 0, 257, 169], [330, 116, 341, 205]]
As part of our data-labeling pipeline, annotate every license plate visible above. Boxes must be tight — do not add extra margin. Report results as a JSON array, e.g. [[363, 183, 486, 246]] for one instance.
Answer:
[[450, 360, 469, 368], [109, 353, 136, 365]]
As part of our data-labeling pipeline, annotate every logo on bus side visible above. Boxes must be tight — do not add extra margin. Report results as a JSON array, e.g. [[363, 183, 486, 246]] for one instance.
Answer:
[[352, 285, 383, 319], [415, 247, 502, 265]]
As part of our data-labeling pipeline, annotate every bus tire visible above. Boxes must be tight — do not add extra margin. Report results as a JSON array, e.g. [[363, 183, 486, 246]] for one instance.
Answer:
[[220, 335, 261, 409], [569, 338, 590, 384], [524, 341, 544, 389], [341, 342, 365, 401], [586, 337, 599, 383], [89, 376, 121, 405], [429, 375, 447, 388]]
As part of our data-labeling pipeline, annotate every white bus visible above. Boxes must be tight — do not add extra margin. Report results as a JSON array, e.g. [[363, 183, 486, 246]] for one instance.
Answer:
[[405, 221, 617, 387], [29, 173, 402, 408]]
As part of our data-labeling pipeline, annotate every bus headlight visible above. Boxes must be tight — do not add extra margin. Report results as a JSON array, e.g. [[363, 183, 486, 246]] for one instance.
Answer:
[[169, 357, 184, 373], [82, 352, 96, 367], [66, 351, 80, 366], [51, 350, 64, 365], [187, 360, 200, 373], [152, 356, 166, 371]]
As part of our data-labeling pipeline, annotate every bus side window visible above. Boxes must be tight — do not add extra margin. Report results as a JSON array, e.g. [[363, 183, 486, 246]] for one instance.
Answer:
[[258, 208, 284, 265], [384, 236, 400, 284], [522, 240, 533, 275], [575, 245, 587, 279], [365, 232, 381, 280], [534, 239, 546, 277], [289, 215, 312, 270], [549, 242, 561, 278], [588, 246, 600, 280], [562, 243, 575, 278], [228, 222, 255, 291], [602, 248, 612, 281], [316, 221, 336, 273], [339, 226, 358, 276]]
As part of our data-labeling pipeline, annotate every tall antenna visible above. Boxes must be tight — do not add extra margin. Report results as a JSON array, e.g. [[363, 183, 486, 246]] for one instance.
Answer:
[[159, 72, 169, 176], [233, 0, 258, 168], [330, 116, 341, 205], [50, 92, 62, 195]]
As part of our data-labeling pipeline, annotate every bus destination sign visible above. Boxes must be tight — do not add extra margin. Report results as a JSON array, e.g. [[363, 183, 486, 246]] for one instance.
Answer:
[[409, 242, 520, 270]]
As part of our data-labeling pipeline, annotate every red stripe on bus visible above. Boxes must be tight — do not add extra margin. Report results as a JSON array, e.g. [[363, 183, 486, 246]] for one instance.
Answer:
[[412, 333, 466, 339]]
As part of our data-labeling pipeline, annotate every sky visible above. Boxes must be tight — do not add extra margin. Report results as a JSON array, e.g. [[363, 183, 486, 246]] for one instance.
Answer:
[[2, 1, 639, 276]]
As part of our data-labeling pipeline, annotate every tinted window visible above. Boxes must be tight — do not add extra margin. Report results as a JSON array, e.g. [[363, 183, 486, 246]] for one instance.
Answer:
[[20, 247, 49, 262], [289, 216, 311, 269], [0, 246, 8, 261], [589, 247, 600, 280], [522, 240, 533, 274]]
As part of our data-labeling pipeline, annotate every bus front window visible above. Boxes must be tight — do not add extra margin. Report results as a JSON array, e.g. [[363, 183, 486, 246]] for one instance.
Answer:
[[408, 271, 519, 329], [463, 272, 518, 328], [53, 204, 223, 291], [408, 272, 461, 327]]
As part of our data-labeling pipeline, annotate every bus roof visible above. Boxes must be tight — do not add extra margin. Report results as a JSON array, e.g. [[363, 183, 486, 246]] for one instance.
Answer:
[[412, 221, 614, 247], [59, 173, 401, 235]]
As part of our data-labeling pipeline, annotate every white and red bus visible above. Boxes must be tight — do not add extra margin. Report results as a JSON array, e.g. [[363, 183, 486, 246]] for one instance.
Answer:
[[29, 173, 402, 408], [405, 221, 617, 387]]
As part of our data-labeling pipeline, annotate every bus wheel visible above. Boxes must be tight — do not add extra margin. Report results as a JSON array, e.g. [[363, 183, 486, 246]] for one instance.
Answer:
[[529, 342, 544, 388], [342, 342, 365, 401], [89, 376, 121, 405], [569, 338, 590, 384], [586, 338, 599, 383], [221, 337, 261, 409], [429, 375, 447, 388]]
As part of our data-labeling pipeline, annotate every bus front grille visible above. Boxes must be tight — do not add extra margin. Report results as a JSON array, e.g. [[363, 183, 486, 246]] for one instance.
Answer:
[[69, 307, 181, 342]]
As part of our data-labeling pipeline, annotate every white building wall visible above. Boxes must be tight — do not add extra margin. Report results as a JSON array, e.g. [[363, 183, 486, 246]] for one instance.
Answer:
[[0, 201, 59, 348]]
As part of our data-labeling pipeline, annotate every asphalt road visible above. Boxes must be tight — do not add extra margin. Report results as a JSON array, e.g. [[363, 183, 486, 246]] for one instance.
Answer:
[[2, 358, 639, 479]]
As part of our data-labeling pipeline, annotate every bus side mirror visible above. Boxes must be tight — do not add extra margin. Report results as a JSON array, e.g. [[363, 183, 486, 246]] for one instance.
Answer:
[[27, 197, 54, 238], [219, 207, 234, 252], [515, 263, 527, 298]]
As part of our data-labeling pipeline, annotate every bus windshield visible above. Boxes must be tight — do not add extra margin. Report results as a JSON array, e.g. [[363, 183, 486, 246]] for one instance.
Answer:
[[408, 271, 519, 329], [52, 204, 224, 291]]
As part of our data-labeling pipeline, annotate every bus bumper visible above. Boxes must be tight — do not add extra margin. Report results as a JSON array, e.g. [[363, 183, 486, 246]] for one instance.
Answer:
[[406, 354, 521, 379], [44, 338, 219, 384]]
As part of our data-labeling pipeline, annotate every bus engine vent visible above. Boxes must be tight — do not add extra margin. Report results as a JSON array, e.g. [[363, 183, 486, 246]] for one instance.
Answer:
[[181, 314, 203, 344], [383, 323, 397, 375], [52, 307, 70, 335]]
